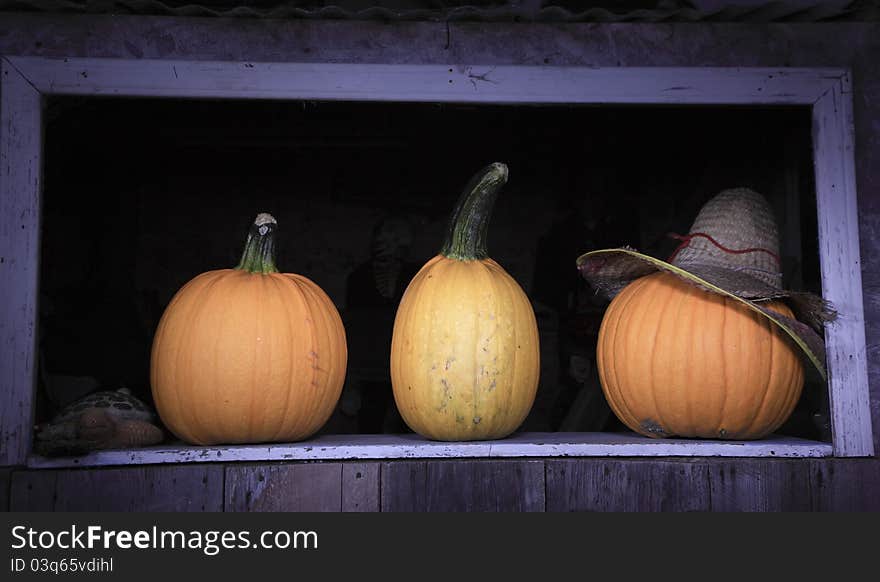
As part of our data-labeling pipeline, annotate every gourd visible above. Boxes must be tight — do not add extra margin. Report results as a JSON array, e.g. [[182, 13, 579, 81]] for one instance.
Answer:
[[597, 271, 804, 440], [150, 213, 347, 445], [390, 163, 540, 441]]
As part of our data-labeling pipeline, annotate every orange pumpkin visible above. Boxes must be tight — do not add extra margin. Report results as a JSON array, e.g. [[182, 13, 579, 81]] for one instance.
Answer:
[[597, 271, 804, 440], [390, 163, 540, 441], [150, 213, 347, 445]]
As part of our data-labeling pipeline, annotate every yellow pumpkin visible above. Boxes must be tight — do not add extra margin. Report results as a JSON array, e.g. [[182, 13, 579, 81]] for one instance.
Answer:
[[597, 271, 804, 440], [150, 213, 347, 445], [390, 163, 540, 441]]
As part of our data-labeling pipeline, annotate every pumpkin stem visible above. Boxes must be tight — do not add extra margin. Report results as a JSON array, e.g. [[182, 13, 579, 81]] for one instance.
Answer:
[[235, 213, 279, 274], [440, 162, 508, 261]]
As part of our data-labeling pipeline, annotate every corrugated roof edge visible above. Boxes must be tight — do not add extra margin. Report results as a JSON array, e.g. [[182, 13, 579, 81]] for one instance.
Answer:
[[1, 0, 878, 22]]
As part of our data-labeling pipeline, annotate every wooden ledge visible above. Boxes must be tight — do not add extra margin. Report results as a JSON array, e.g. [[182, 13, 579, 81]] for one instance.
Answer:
[[27, 432, 833, 469]]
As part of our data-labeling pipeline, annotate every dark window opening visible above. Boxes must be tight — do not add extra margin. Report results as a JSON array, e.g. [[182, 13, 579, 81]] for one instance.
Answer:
[[37, 96, 827, 447]]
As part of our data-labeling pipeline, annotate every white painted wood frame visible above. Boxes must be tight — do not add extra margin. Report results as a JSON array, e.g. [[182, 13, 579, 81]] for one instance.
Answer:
[[27, 434, 833, 469], [1, 57, 873, 466]]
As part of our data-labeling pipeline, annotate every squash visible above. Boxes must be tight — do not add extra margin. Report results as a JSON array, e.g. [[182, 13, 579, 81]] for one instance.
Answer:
[[150, 213, 347, 445], [390, 163, 540, 441], [597, 271, 804, 440]]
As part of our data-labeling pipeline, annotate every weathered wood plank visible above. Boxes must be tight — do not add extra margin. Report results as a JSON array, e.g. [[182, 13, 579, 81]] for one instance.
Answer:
[[9, 466, 224, 511], [546, 459, 711, 511], [7, 459, 878, 512], [0, 57, 43, 467], [426, 460, 546, 512], [26, 433, 832, 469], [547, 458, 880, 511], [380, 461, 427, 512], [9, 57, 839, 104], [705, 461, 817, 511], [382, 460, 545, 512], [809, 459, 880, 511], [342, 463, 380, 512], [813, 73, 875, 457], [10, 469, 56, 512], [225, 463, 346, 512]]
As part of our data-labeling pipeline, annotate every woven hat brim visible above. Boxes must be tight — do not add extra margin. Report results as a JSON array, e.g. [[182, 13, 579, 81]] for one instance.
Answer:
[[576, 247, 828, 381]]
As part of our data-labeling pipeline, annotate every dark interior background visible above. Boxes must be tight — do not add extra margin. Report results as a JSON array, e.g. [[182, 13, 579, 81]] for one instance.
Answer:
[[36, 96, 826, 441]]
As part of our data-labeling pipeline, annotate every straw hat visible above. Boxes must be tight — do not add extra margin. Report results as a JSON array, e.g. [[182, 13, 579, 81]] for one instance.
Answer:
[[575, 188, 835, 379]]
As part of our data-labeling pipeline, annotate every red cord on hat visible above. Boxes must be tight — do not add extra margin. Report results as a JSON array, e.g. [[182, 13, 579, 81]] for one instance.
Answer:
[[667, 232, 781, 265]]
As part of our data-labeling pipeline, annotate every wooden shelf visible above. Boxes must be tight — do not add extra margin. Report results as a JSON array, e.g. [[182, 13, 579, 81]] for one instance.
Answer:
[[27, 432, 833, 469]]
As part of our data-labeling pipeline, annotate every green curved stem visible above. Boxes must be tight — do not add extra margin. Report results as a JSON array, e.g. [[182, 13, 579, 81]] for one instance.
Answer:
[[440, 162, 509, 261], [235, 212, 279, 274]]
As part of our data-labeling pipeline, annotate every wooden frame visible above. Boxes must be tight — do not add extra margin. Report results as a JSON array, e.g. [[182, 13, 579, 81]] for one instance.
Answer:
[[1, 57, 873, 467]]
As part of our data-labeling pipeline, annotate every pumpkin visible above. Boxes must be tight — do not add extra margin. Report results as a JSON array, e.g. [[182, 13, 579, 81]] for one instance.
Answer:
[[150, 213, 347, 445], [390, 163, 540, 441], [597, 271, 804, 440]]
